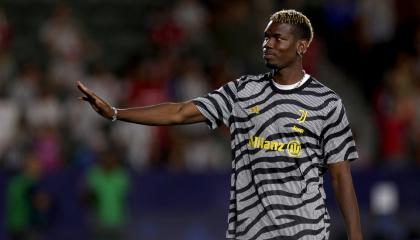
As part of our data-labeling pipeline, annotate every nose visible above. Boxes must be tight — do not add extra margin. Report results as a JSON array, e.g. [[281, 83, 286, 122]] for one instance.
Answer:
[[262, 37, 272, 49]]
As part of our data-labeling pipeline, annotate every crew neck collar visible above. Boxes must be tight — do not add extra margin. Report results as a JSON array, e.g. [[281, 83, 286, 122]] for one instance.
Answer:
[[268, 71, 312, 94]]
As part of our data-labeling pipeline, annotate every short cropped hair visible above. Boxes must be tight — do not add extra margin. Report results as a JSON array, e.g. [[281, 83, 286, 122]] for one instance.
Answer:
[[270, 9, 313, 44]]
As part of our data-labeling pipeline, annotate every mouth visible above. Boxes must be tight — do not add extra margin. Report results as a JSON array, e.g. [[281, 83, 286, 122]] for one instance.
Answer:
[[263, 53, 275, 60], [263, 50, 276, 58]]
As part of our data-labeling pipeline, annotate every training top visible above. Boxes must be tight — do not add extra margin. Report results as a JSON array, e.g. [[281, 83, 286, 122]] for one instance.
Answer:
[[193, 72, 358, 240]]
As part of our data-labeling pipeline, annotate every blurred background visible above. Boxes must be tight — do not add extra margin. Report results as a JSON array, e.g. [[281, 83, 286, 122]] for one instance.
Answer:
[[0, 0, 418, 239]]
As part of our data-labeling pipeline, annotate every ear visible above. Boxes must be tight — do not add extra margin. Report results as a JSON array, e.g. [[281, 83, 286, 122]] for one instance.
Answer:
[[296, 40, 309, 56]]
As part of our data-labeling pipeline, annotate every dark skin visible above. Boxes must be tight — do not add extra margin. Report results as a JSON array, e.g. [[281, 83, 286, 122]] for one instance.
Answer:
[[263, 21, 307, 84], [77, 21, 362, 240]]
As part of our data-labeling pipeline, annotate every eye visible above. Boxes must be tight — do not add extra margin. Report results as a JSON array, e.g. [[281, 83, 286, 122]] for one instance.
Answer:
[[263, 36, 269, 44], [263, 33, 269, 40]]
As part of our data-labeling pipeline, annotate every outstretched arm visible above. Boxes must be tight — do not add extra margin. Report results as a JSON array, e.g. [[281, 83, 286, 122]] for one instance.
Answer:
[[77, 81, 206, 125], [329, 161, 363, 240]]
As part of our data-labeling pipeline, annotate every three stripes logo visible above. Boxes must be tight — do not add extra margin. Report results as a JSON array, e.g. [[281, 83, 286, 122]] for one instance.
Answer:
[[250, 106, 260, 114]]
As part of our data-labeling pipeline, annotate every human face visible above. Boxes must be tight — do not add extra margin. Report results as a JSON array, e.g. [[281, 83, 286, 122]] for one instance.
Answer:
[[262, 21, 302, 70]]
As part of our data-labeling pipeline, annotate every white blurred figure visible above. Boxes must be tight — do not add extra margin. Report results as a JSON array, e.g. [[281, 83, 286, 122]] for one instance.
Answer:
[[24, 83, 63, 174], [174, 57, 209, 109], [183, 135, 229, 171], [39, 4, 93, 91], [171, 57, 229, 172], [109, 59, 168, 171], [173, 57, 209, 139], [173, 0, 208, 43], [371, 182, 399, 216], [8, 62, 41, 112], [357, 0, 396, 46], [0, 100, 18, 160], [69, 62, 121, 147], [110, 123, 153, 171], [3, 62, 39, 171], [371, 182, 407, 239], [25, 84, 61, 130]]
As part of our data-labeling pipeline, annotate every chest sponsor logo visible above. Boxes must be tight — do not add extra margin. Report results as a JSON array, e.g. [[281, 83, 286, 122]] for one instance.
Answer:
[[248, 136, 301, 157]]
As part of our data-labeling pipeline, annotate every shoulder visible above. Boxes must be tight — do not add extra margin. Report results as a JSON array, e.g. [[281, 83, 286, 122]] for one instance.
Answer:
[[307, 77, 343, 101], [234, 72, 271, 90], [304, 77, 349, 115]]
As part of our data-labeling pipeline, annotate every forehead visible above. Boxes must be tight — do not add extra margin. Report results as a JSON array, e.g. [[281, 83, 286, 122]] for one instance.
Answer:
[[264, 21, 295, 35]]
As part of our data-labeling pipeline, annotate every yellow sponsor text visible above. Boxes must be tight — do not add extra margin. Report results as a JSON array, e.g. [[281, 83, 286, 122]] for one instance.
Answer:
[[292, 125, 304, 134], [248, 136, 285, 152], [248, 136, 302, 157]]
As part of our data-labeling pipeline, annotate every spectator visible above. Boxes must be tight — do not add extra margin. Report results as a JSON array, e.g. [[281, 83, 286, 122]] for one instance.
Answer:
[[8, 61, 42, 113], [0, 100, 18, 161], [32, 125, 62, 174], [170, 57, 229, 171], [173, 0, 208, 44], [0, 8, 14, 96], [25, 82, 61, 130], [373, 52, 417, 166], [68, 62, 121, 149], [83, 148, 129, 240], [412, 24, 420, 164], [149, 7, 185, 51], [39, 4, 94, 91], [5, 153, 41, 240], [111, 56, 174, 170]]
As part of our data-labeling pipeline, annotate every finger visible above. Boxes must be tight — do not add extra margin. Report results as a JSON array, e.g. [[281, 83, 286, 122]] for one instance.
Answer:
[[77, 81, 94, 97], [76, 81, 88, 93], [78, 96, 91, 101]]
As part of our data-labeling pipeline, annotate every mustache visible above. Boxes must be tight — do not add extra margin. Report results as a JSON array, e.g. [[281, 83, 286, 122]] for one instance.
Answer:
[[263, 49, 276, 55]]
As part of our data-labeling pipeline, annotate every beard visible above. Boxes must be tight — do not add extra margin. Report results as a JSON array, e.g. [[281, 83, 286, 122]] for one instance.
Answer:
[[265, 60, 279, 70], [265, 62, 277, 69]]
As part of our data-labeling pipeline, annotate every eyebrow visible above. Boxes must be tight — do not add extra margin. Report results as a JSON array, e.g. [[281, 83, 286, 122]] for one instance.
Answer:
[[264, 32, 285, 38]]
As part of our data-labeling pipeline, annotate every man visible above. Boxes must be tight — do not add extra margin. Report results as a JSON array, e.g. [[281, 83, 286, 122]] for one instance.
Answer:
[[84, 149, 129, 240], [78, 9, 363, 240]]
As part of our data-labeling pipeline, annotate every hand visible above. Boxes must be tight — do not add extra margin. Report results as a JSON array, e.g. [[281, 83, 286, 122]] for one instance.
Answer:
[[77, 81, 113, 119]]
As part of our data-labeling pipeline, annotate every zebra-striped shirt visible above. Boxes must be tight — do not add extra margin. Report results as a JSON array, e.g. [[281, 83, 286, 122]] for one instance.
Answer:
[[193, 72, 358, 240]]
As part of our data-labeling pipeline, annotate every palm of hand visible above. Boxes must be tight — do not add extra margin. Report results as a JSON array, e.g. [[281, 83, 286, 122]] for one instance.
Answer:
[[77, 81, 112, 119]]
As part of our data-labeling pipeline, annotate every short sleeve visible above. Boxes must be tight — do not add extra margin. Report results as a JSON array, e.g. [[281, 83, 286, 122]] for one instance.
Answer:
[[193, 80, 237, 129], [321, 99, 358, 164]]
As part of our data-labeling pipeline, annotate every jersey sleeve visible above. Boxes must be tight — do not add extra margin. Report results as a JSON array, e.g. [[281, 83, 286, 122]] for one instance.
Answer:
[[321, 99, 358, 164], [192, 80, 237, 129]]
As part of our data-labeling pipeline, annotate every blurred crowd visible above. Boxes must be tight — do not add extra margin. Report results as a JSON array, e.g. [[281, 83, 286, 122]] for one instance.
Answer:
[[0, 0, 418, 239]]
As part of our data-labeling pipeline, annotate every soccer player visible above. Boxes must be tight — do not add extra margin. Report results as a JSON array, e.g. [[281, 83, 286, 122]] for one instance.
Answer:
[[77, 9, 363, 240]]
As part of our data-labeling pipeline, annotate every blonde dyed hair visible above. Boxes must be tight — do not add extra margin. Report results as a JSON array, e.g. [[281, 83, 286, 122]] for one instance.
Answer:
[[270, 9, 314, 44]]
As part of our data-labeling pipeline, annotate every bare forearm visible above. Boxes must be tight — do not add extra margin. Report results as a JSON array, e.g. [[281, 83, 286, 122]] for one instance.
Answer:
[[116, 102, 204, 126], [331, 170, 363, 240], [116, 102, 183, 125], [77, 81, 205, 126]]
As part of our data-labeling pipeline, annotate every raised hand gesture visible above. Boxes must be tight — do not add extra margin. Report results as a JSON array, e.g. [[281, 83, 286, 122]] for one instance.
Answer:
[[77, 81, 114, 120]]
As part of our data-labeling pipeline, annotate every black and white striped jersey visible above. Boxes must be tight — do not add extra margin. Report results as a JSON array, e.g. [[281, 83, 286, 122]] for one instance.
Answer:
[[193, 72, 358, 240]]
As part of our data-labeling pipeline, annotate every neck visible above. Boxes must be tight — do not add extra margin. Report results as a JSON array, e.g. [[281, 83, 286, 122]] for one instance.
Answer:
[[272, 62, 304, 85]]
